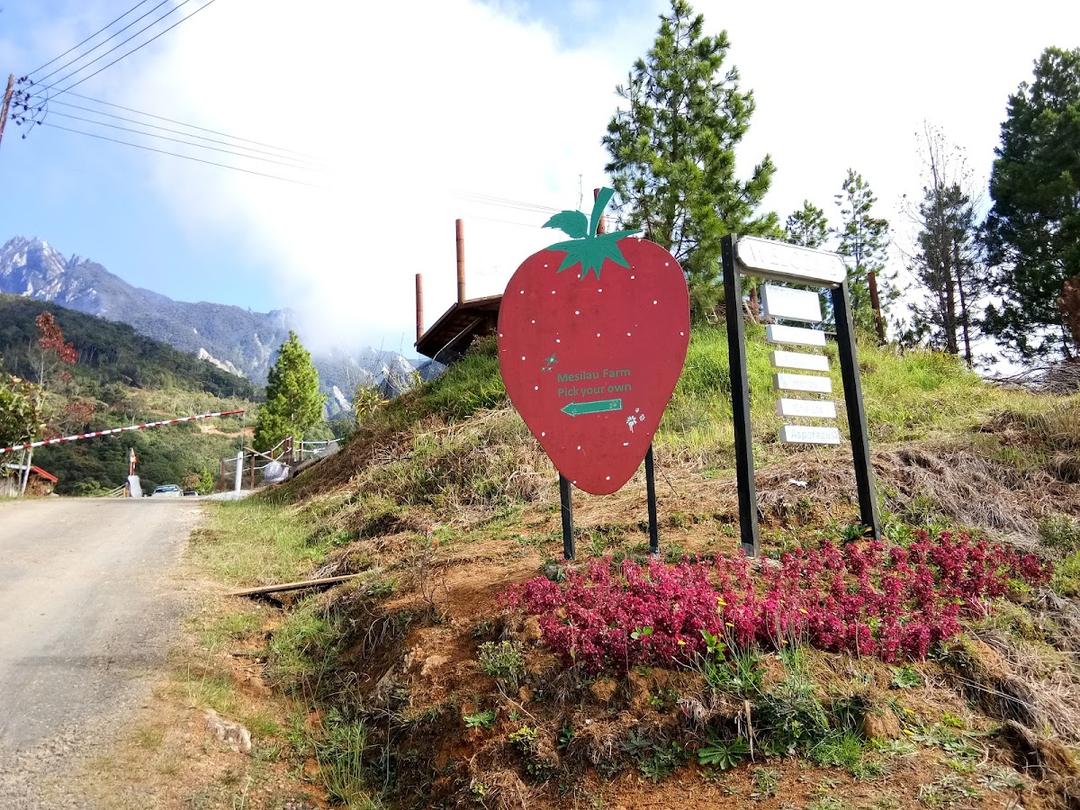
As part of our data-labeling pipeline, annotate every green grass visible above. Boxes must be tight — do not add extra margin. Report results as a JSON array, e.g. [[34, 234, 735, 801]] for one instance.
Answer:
[[192, 500, 328, 586], [357, 324, 1054, 475], [1052, 551, 1080, 597], [266, 596, 344, 691]]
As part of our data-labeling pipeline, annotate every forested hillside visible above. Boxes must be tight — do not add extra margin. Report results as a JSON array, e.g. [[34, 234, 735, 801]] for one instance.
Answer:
[[0, 295, 256, 494], [0, 295, 257, 400]]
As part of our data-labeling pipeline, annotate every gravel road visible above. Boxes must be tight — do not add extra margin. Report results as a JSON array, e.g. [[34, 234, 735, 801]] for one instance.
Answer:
[[0, 498, 203, 808]]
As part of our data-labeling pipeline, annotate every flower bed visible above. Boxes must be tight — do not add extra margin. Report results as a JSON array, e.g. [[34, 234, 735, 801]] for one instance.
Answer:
[[506, 531, 1051, 671]]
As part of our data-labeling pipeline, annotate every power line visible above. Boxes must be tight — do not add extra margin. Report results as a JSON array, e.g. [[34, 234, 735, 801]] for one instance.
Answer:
[[42, 91, 319, 159], [28, 0, 218, 103], [456, 190, 560, 214], [42, 98, 325, 165], [32, 0, 175, 85], [46, 109, 322, 171], [42, 122, 321, 187], [26, 0, 157, 76]]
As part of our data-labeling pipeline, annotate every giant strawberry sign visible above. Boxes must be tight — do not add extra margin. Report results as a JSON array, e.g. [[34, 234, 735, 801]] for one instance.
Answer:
[[498, 188, 690, 495]]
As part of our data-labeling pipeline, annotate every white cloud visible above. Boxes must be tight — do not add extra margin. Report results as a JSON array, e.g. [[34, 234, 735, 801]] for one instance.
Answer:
[[122, 0, 641, 354]]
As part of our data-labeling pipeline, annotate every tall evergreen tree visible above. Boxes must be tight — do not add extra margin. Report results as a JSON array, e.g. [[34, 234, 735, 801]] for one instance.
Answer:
[[253, 331, 325, 451], [908, 184, 981, 361], [603, 0, 777, 316], [784, 201, 829, 249], [835, 170, 891, 341], [982, 46, 1080, 360], [903, 126, 986, 365]]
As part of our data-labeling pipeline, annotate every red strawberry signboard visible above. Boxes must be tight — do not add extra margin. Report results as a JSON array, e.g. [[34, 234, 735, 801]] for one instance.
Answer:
[[498, 188, 690, 495]]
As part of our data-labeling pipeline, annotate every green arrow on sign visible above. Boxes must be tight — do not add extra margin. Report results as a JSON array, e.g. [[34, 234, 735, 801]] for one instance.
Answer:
[[560, 398, 623, 417]]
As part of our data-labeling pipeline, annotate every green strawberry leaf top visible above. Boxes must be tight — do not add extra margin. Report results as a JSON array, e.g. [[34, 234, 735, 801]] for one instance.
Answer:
[[543, 186, 639, 279]]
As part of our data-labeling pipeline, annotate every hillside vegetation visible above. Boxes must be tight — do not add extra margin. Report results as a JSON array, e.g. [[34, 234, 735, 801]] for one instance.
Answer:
[[0, 295, 256, 493], [193, 329, 1080, 810]]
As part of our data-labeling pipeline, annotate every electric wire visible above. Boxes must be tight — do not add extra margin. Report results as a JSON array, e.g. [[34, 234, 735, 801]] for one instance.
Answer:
[[27, 0, 219, 102], [25, 0, 157, 76], [41, 122, 321, 187], [47, 109, 322, 171], [22, 90, 318, 161], [32, 0, 176, 85], [43, 98, 325, 166]]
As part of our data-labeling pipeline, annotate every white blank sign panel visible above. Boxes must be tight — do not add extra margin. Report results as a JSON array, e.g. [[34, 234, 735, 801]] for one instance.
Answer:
[[781, 425, 842, 445], [772, 350, 829, 372], [761, 285, 823, 323], [775, 372, 832, 394], [766, 324, 827, 347], [736, 236, 847, 285], [776, 398, 837, 418]]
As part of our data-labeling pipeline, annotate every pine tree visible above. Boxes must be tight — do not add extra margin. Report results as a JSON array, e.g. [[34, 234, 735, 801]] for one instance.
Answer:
[[603, 0, 777, 316], [784, 201, 829, 249], [835, 170, 891, 341], [253, 331, 325, 451], [907, 185, 980, 358], [982, 47, 1080, 360]]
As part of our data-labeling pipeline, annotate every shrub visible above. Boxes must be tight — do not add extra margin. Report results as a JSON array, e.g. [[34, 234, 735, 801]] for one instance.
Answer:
[[506, 530, 1050, 671]]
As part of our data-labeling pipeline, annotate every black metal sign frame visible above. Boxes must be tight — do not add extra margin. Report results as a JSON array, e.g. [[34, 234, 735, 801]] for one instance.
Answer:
[[721, 234, 881, 556], [559, 446, 660, 560]]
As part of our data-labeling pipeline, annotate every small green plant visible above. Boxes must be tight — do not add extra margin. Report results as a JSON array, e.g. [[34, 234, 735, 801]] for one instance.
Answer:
[[756, 672, 830, 755], [622, 731, 686, 781], [809, 730, 866, 772], [508, 724, 537, 750], [1038, 513, 1080, 554], [751, 767, 780, 797], [697, 734, 750, 770], [918, 774, 980, 807], [978, 766, 1024, 791], [557, 724, 574, 750], [478, 640, 525, 690], [697, 632, 763, 697], [891, 665, 922, 689], [463, 709, 497, 730]]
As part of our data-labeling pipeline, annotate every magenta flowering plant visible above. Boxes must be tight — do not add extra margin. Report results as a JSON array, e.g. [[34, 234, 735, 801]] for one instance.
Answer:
[[504, 530, 1051, 672]]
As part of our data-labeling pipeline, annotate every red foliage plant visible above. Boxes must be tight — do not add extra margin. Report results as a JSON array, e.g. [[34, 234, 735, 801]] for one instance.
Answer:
[[505, 531, 1051, 672], [35, 312, 77, 365]]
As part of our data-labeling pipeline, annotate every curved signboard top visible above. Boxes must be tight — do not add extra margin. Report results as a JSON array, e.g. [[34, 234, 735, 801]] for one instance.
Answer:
[[736, 235, 847, 286]]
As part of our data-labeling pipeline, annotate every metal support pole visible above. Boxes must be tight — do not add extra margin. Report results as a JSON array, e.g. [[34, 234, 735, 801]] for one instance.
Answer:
[[645, 444, 659, 555], [559, 473, 574, 561], [831, 280, 881, 538], [455, 219, 466, 305], [234, 451, 243, 493], [721, 234, 760, 556]]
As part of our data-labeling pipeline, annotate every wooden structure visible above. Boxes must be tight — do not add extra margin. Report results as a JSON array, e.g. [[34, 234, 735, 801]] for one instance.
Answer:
[[414, 219, 502, 362]]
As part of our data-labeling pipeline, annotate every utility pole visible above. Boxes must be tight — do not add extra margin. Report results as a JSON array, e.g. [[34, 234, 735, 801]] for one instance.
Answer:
[[0, 74, 15, 151]]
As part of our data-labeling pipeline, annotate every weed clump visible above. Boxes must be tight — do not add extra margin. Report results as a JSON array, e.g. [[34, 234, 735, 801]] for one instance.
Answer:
[[478, 640, 526, 690]]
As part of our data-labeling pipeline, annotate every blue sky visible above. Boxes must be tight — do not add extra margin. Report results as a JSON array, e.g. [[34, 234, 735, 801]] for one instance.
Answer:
[[1, 0, 1078, 355]]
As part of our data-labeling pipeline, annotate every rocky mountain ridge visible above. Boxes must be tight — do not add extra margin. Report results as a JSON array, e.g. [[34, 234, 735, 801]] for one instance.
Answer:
[[0, 236, 434, 414]]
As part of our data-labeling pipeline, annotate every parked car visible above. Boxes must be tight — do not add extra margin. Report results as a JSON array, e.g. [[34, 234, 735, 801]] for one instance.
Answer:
[[183, 489, 198, 497], [151, 484, 183, 498]]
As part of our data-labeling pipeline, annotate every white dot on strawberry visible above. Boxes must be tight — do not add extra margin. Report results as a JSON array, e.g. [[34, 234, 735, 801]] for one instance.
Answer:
[[575, 310, 580, 315], [521, 356, 526, 360], [653, 300, 658, 305]]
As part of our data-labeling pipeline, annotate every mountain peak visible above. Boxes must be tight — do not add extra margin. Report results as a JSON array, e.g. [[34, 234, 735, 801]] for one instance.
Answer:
[[0, 235, 433, 411]]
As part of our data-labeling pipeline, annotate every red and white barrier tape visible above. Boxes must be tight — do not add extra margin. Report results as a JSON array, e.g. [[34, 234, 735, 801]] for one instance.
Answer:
[[0, 409, 246, 456]]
